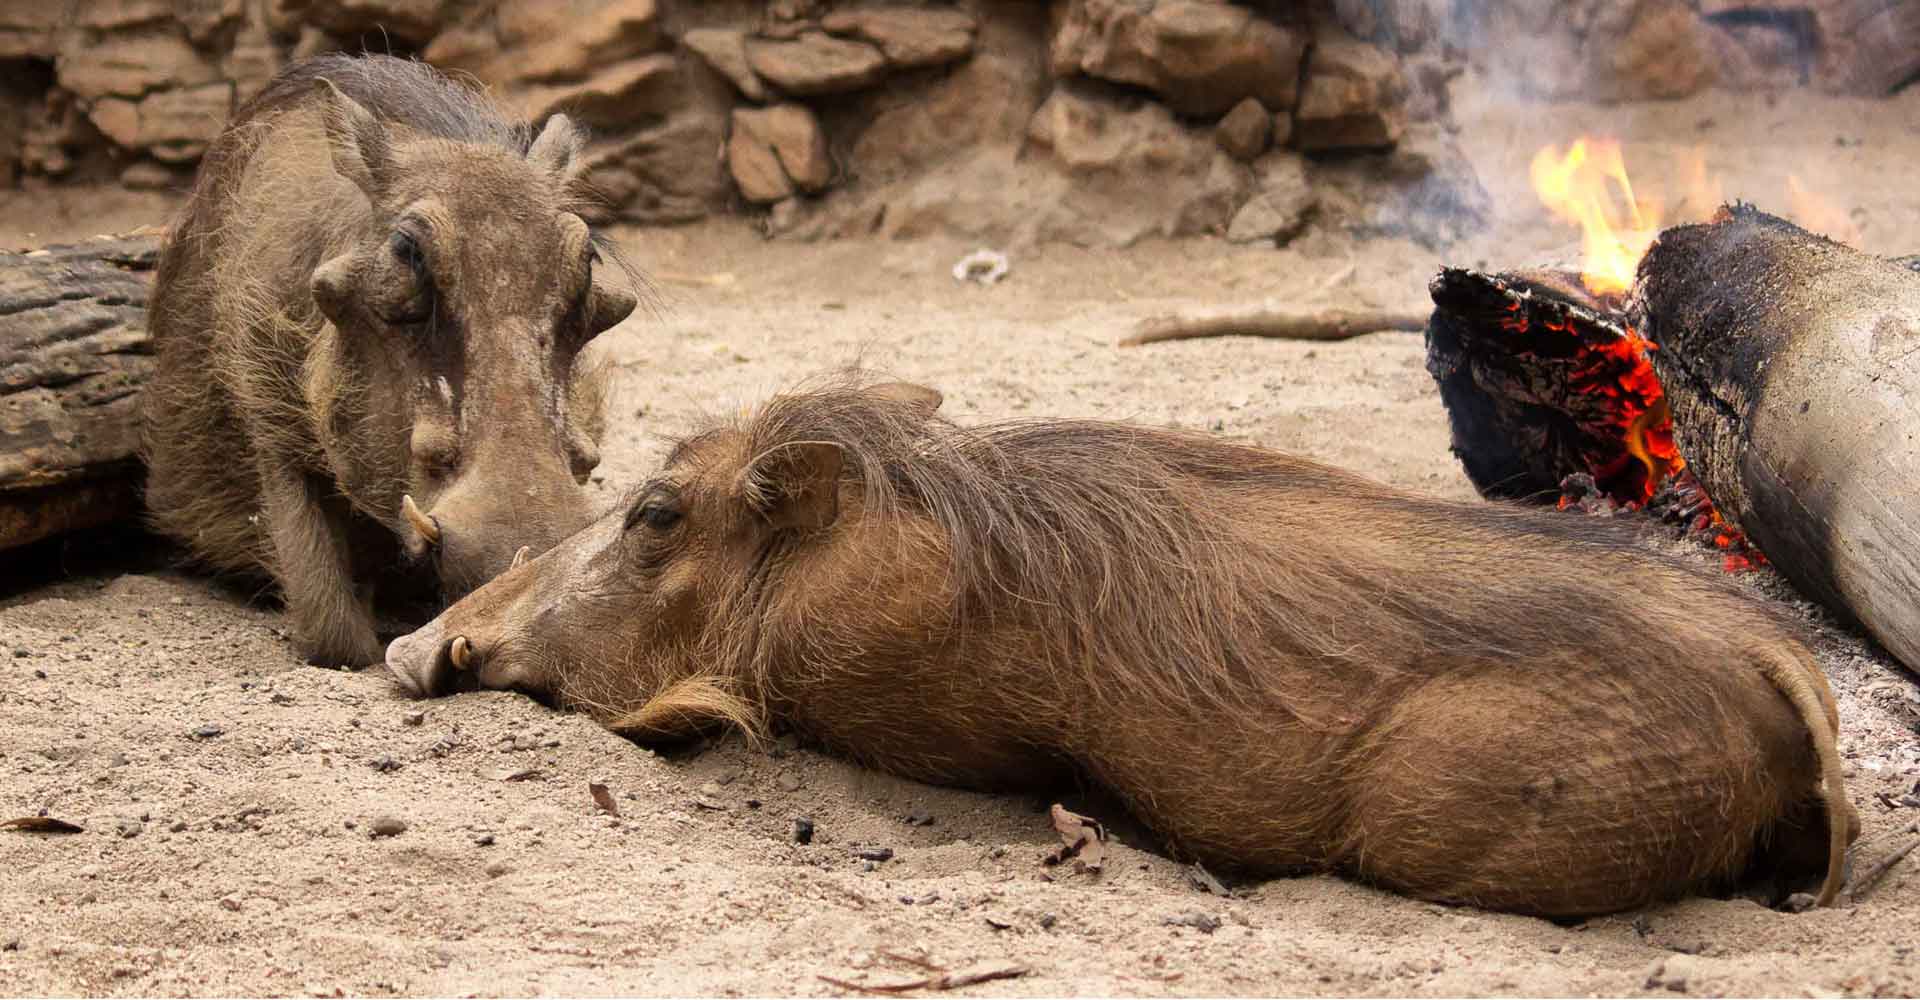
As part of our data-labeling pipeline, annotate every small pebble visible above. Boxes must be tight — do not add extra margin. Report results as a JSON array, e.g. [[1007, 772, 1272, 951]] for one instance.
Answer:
[[218, 896, 242, 912], [115, 817, 143, 838], [698, 781, 724, 798], [776, 772, 802, 793], [1165, 911, 1220, 934], [110, 752, 129, 767], [168, 821, 187, 833], [270, 692, 295, 705], [1038, 912, 1058, 930], [191, 724, 224, 739], [905, 811, 935, 827], [368, 816, 408, 838], [854, 846, 894, 862], [484, 861, 510, 878], [370, 756, 401, 773], [13, 648, 31, 658], [473, 833, 496, 847], [1780, 892, 1818, 913], [33, 669, 46, 679], [792, 817, 815, 845], [402, 710, 425, 727]]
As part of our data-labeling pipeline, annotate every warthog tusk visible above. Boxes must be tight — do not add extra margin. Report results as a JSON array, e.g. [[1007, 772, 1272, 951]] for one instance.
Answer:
[[401, 494, 440, 546], [449, 636, 473, 671], [510, 545, 531, 571]]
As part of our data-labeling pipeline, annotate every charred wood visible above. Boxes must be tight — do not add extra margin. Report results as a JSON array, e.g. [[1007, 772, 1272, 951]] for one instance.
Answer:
[[1632, 204, 1920, 674]]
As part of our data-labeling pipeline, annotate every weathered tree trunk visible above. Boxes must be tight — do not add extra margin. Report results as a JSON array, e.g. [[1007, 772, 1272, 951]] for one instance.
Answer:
[[0, 234, 160, 553], [1633, 205, 1920, 674]]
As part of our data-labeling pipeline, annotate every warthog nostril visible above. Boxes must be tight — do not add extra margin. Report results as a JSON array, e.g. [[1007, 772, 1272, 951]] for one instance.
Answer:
[[448, 635, 474, 671], [402, 494, 441, 547]]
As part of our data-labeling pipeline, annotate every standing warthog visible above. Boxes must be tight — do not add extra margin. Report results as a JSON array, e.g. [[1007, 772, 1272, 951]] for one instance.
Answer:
[[386, 374, 1853, 916], [142, 54, 638, 665]]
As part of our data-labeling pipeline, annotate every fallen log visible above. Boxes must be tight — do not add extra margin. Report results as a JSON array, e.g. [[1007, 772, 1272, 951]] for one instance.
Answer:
[[0, 233, 161, 553], [1632, 205, 1920, 674]]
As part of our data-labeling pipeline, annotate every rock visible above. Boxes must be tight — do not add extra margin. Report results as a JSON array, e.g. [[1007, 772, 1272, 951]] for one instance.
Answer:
[[118, 160, 176, 191], [512, 0, 664, 84], [57, 31, 221, 101], [189, 722, 225, 739], [1227, 152, 1314, 244], [745, 32, 888, 97], [727, 117, 794, 204], [426, 0, 662, 86], [1164, 911, 1221, 933], [222, 21, 285, 105], [854, 846, 894, 862], [401, 710, 425, 727], [302, 0, 449, 47], [1293, 34, 1405, 151], [682, 28, 769, 102], [1024, 85, 1252, 242], [1780, 891, 1819, 912], [821, 7, 977, 69], [483, 860, 511, 878], [792, 816, 815, 844], [847, 5, 1051, 182], [1214, 96, 1270, 161], [1646, 954, 1703, 992], [517, 54, 678, 128], [1049, 0, 1308, 116], [734, 104, 831, 193], [1271, 110, 1293, 149], [1305, 125, 1488, 248], [579, 110, 731, 224], [368, 815, 408, 838], [1598, 0, 1717, 100], [217, 895, 242, 912], [114, 817, 144, 838], [775, 771, 803, 792], [370, 755, 401, 772], [87, 82, 233, 160]]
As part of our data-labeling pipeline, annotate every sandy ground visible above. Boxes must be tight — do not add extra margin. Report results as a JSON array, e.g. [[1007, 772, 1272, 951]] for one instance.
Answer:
[[4, 85, 1920, 997]]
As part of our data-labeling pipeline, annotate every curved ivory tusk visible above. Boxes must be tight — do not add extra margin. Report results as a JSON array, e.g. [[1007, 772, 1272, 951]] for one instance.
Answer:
[[448, 635, 473, 671], [401, 494, 441, 546], [510, 545, 531, 572]]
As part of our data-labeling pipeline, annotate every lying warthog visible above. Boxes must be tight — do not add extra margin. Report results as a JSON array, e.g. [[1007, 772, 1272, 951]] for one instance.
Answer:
[[386, 375, 1853, 916], [142, 54, 638, 665]]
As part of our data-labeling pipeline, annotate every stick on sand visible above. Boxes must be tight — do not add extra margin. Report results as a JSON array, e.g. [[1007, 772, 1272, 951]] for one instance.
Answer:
[[1120, 307, 1429, 347]]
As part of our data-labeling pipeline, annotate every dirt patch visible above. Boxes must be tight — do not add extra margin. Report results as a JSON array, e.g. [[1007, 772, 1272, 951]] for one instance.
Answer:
[[3, 85, 1919, 996]]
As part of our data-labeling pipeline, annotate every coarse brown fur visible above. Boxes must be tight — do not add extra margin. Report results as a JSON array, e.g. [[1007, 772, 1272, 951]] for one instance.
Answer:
[[141, 54, 641, 665], [387, 372, 1855, 917]]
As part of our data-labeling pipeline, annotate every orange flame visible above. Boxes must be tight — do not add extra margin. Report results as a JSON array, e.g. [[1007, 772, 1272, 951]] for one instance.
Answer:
[[1530, 138, 1660, 297], [1786, 174, 1863, 246]]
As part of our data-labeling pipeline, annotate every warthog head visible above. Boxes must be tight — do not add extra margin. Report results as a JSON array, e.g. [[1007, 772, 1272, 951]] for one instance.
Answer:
[[308, 77, 637, 598]]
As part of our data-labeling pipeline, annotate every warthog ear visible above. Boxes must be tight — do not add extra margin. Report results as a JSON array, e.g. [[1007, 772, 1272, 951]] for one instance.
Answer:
[[528, 113, 585, 188], [313, 78, 391, 196], [738, 442, 844, 533], [868, 382, 943, 421]]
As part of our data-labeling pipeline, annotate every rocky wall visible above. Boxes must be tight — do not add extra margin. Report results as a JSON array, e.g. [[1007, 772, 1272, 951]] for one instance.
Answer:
[[0, 1, 1911, 246]]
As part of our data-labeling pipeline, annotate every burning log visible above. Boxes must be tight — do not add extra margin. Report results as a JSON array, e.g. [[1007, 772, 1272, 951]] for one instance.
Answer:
[[1632, 205, 1920, 674], [1423, 265, 1760, 565], [0, 234, 160, 552]]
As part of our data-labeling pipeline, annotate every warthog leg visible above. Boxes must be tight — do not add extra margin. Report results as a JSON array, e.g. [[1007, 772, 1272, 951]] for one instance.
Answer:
[[258, 461, 383, 666]]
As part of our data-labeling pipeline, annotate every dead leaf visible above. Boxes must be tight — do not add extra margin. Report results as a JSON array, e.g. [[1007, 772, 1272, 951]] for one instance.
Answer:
[[3, 816, 83, 834], [1042, 803, 1106, 873], [589, 782, 619, 816]]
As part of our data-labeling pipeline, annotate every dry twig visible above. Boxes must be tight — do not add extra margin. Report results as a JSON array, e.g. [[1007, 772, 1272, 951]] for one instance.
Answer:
[[1847, 828, 1920, 901], [817, 963, 1029, 994], [1120, 308, 1428, 347]]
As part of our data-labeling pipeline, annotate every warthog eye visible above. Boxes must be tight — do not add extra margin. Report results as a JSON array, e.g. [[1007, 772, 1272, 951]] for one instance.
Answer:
[[390, 231, 425, 273], [635, 503, 681, 532]]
